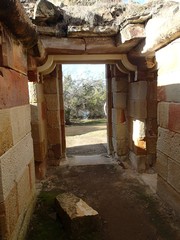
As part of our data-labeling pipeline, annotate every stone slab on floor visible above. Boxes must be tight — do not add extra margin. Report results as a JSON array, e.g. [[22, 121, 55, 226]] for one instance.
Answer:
[[55, 192, 99, 238]]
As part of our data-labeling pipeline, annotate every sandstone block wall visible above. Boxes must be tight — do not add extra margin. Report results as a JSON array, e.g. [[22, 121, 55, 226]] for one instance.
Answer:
[[43, 65, 66, 166], [109, 65, 128, 158], [0, 24, 36, 239], [155, 38, 180, 214], [28, 82, 48, 179], [128, 70, 157, 172]]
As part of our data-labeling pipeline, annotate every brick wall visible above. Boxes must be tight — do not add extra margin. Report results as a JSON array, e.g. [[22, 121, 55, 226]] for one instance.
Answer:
[[155, 38, 180, 214], [0, 24, 36, 239]]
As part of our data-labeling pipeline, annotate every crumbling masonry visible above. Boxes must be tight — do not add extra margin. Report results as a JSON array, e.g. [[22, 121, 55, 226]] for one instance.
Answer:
[[0, 0, 180, 239]]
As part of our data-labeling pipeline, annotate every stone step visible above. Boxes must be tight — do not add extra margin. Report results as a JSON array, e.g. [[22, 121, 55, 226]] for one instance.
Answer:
[[55, 192, 99, 238]]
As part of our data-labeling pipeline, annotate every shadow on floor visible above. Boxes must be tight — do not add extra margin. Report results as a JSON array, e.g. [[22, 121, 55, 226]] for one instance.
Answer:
[[66, 143, 107, 156], [27, 164, 180, 240]]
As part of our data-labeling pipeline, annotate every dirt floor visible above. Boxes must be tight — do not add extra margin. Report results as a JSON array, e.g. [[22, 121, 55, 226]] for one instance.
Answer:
[[26, 122, 180, 240]]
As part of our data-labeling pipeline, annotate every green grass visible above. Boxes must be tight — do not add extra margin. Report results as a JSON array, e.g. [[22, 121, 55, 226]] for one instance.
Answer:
[[26, 191, 68, 240], [69, 118, 107, 126]]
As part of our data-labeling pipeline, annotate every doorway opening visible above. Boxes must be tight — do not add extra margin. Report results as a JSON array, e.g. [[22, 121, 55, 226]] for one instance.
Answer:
[[62, 64, 108, 162]]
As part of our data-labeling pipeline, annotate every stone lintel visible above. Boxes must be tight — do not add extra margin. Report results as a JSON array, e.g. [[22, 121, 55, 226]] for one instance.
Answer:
[[67, 25, 119, 37], [40, 36, 86, 54]]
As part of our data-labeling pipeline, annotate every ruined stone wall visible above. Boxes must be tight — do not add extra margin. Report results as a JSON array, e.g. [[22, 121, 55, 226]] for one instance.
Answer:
[[0, 23, 36, 239], [106, 64, 128, 159], [128, 70, 157, 172], [43, 65, 66, 166], [28, 81, 48, 179], [155, 38, 180, 214]]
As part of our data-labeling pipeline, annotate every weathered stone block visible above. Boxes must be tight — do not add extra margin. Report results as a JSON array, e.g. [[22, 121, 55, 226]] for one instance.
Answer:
[[168, 103, 180, 134], [10, 105, 31, 145], [17, 167, 31, 214], [147, 118, 157, 137], [47, 110, 59, 127], [157, 102, 169, 129], [0, 67, 29, 109], [155, 150, 168, 180], [129, 81, 147, 100], [35, 160, 47, 180], [55, 193, 99, 238], [128, 100, 147, 119], [157, 83, 180, 102], [157, 175, 180, 216], [147, 100, 157, 118], [112, 77, 128, 92], [33, 140, 46, 162], [28, 82, 44, 104], [0, 109, 13, 157], [45, 94, 58, 111], [146, 137, 157, 154], [48, 144, 61, 159], [86, 37, 119, 54], [112, 108, 126, 124], [44, 76, 57, 94], [170, 132, 180, 164], [28, 159, 36, 189], [0, 25, 27, 74], [168, 159, 180, 193], [112, 123, 127, 140], [0, 133, 34, 201], [120, 24, 145, 43], [41, 36, 85, 54], [113, 92, 127, 109], [3, 184, 19, 236], [157, 127, 171, 157], [129, 151, 147, 172], [147, 80, 157, 101], [31, 123, 41, 142], [157, 127, 180, 164], [47, 128, 60, 144], [112, 138, 128, 156]]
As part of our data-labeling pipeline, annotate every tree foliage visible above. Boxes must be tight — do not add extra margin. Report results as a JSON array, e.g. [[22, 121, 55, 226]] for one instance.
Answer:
[[63, 73, 106, 124]]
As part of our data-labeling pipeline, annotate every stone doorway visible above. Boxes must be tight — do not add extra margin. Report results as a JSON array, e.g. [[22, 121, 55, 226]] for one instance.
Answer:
[[62, 64, 108, 159]]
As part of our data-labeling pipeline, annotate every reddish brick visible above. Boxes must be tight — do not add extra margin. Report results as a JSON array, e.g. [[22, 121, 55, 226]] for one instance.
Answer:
[[0, 67, 29, 109], [168, 103, 180, 134]]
